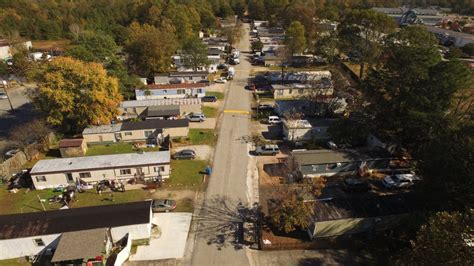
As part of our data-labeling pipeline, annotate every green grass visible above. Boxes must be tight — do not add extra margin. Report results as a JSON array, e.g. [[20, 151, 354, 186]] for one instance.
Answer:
[[175, 197, 194, 212], [206, 91, 224, 100], [86, 143, 160, 156], [167, 160, 208, 190], [0, 258, 30, 266], [0, 185, 149, 215], [188, 129, 217, 146], [202, 106, 218, 118]]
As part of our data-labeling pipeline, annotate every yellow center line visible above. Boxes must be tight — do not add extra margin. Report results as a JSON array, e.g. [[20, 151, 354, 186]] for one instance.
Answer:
[[223, 109, 250, 115]]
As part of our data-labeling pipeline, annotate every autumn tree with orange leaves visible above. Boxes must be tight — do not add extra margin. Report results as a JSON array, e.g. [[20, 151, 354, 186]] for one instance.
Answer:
[[31, 57, 122, 132]]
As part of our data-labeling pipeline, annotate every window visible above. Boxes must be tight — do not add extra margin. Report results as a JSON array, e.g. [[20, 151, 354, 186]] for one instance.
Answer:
[[120, 169, 131, 175], [277, 90, 283, 95], [197, 89, 202, 93], [177, 89, 185, 94], [36, 176, 46, 182], [288, 89, 292, 94], [34, 238, 45, 246], [189, 76, 193, 80], [145, 130, 153, 138], [79, 172, 91, 178], [154, 166, 165, 172], [163, 90, 167, 93], [124, 132, 132, 136]]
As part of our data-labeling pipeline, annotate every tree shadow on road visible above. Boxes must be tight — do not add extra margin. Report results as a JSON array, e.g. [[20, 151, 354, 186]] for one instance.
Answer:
[[193, 195, 261, 251]]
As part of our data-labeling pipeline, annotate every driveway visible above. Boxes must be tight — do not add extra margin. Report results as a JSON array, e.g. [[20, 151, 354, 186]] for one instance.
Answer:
[[173, 145, 213, 160], [188, 118, 216, 129], [129, 213, 192, 261]]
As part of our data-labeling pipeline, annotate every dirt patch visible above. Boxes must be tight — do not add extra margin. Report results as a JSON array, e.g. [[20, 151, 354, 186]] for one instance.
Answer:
[[172, 145, 213, 160], [150, 189, 196, 201]]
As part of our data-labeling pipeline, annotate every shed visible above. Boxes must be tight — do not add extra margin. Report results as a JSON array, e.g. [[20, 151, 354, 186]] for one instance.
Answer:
[[58, 139, 87, 158], [51, 228, 109, 263]]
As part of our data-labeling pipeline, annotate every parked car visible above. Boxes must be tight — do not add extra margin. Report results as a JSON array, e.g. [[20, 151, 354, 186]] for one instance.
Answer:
[[257, 104, 273, 111], [342, 178, 370, 193], [202, 96, 217, 102], [152, 199, 177, 212], [267, 116, 282, 124], [186, 113, 206, 122], [255, 144, 280, 156], [217, 63, 228, 70], [4, 148, 20, 158], [215, 77, 227, 83], [382, 174, 416, 189], [0, 92, 7, 99], [172, 149, 196, 160]]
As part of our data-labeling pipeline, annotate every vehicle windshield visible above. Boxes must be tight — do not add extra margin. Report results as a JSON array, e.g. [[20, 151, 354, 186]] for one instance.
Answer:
[[164, 200, 172, 205]]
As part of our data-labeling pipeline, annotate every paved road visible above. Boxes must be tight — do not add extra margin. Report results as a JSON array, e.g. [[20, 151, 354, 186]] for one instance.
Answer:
[[189, 24, 254, 266]]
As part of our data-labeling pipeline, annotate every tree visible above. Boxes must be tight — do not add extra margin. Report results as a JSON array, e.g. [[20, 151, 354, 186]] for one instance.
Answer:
[[30, 57, 122, 132], [269, 190, 314, 233], [65, 31, 118, 63], [338, 9, 395, 78], [251, 40, 263, 53], [106, 57, 142, 100], [284, 21, 306, 56], [9, 118, 50, 145], [314, 34, 339, 63], [180, 36, 210, 71], [447, 47, 463, 59], [462, 43, 474, 57], [221, 17, 243, 50], [125, 22, 178, 77], [401, 210, 474, 265]]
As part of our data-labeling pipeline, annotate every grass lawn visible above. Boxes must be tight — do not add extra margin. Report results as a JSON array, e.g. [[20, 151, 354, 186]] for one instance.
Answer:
[[0, 185, 150, 215], [206, 91, 224, 100], [202, 106, 218, 118], [175, 197, 194, 212], [86, 143, 160, 156], [167, 160, 208, 190], [188, 129, 217, 146], [0, 258, 30, 266]]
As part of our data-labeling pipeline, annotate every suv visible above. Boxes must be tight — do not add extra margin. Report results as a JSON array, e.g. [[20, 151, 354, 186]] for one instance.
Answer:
[[342, 178, 370, 193], [255, 144, 280, 156], [382, 174, 416, 189], [186, 113, 206, 122], [202, 96, 217, 102], [172, 149, 196, 160]]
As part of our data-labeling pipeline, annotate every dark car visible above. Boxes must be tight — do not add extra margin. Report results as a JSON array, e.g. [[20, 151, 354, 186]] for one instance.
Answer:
[[172, 149, 196, 160], [202, 96, 217, 102], [152, 199, 177, 212], [342, 178, 370, 193]]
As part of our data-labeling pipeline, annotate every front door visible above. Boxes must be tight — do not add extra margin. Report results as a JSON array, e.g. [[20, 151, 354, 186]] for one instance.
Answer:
[[66, 173, 74, 183]]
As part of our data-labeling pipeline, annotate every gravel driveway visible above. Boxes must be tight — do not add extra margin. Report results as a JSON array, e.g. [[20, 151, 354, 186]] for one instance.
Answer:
[[173, 145, 213, 160]]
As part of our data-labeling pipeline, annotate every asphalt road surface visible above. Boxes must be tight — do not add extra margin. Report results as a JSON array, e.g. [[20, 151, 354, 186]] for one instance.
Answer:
[[189, 24, 254, 266]]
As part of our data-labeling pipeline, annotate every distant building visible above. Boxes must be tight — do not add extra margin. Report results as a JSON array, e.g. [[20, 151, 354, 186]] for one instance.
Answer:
[[307, 194, 420, 239], [287, 149, 392, 179], [82, 119, 189, 144], [0, 39, 32, 60], [0, 201, 152, 261], [283, 119, 336, 143], [135, 83, 207, 100], [271, 79, 334, 99], [58, 139, 87, 158], [30, 151, 170, 189], [118, 98, 202, 120]]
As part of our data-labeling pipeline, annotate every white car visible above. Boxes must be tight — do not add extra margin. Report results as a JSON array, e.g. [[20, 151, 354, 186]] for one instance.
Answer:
[[215, 77, 227, 83], [382, 173, 416, 189], [267, 116, 282, 124]]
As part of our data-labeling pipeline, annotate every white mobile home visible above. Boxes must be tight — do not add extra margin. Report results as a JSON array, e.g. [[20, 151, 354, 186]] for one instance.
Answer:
[[30, 151, 170, 190], [135, 83, 207, 100], [0, 201, 152, 261]]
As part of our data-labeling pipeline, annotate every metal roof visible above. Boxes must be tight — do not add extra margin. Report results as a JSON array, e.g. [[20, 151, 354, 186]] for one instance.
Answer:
[[82, 124, 121, 135], [0, 201, 151, 240], [30, 151, 170, 175], [121, 119, 188, 131], [146, 105, 180, 117], [59, 139, 85, 148], [120, 98, 201, 108], [51, 228, 107, 262]]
